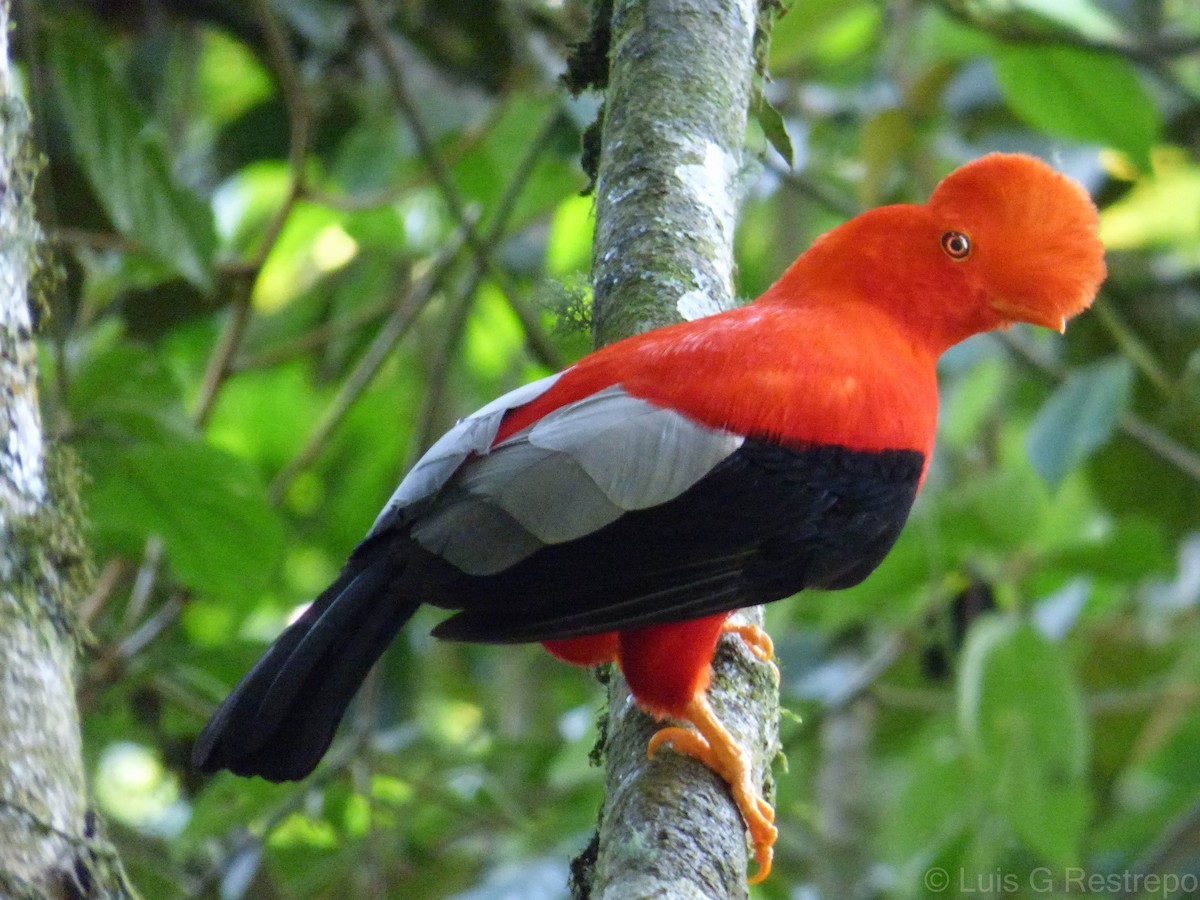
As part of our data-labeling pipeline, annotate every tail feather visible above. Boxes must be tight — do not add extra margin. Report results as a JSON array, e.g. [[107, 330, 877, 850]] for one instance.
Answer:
[[193, 547, 419, 781]]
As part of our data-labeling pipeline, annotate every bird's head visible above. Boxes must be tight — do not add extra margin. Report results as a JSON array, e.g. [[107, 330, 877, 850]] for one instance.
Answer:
[[769, 153, 1106, 354], [926, 152, 1106, 336]]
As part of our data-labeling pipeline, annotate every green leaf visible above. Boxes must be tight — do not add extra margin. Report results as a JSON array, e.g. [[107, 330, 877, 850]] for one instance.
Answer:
[[1009, 0, 1125, 42], [451, 95, 583, 231], [1044, 515, 1170, 582], [82, 439, 285, 604], [198, 28, 274, 128], [939, 466, 1049, 555], [48, 19, 218, 290], [182, 774, 285, 845], [883, 724, 971, 869], [1026, 356, 1134, 488], [68, 343, 193, 442], [958, 618, 1091, 865], [1100, 155, 1200, 250], [940, 357, 1007, 450], [752, 91, 795, 167], [994, 45, 1158, 168]]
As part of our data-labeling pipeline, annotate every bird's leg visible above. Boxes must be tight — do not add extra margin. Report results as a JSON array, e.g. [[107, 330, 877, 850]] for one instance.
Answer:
[[647, 693, 778, 883], [722, 619, 779, 681]]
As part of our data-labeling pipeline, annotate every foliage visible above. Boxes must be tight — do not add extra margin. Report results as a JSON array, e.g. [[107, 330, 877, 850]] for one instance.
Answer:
[[18, 0, 1200, 896]]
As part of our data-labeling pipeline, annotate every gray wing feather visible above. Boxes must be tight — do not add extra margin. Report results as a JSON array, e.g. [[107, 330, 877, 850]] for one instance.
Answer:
[[405, 492, 545, 573], [410, 385, 745, 576], [527, 386, 744, 509], [458, 443, 625, 544], [369, 372, 564, 536]]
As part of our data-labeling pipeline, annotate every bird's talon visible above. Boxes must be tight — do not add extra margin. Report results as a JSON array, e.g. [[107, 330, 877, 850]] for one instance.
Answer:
[[647, 726, 714, 766], [747, 843, 774, 884], [648, 695, 778, 884], [722, 621, 774, 662], [722, 621, 780, 681]]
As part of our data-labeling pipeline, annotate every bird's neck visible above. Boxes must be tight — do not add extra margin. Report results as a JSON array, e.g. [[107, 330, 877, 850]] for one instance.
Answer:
[[762, 229, 994, 358]]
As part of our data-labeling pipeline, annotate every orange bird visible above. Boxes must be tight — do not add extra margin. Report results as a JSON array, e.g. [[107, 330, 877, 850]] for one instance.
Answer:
[[195, 153, 1105, 881]]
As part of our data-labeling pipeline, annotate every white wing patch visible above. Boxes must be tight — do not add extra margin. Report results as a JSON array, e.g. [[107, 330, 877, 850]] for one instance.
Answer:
[[408, 385, 745, 575]]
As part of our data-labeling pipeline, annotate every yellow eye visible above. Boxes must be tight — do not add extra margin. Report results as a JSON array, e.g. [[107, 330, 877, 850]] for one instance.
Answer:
[[940, 231, 971, 259]]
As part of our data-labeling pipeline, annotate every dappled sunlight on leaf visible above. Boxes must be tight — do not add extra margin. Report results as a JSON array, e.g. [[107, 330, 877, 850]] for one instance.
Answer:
[[1100, 150, 1200, 255]]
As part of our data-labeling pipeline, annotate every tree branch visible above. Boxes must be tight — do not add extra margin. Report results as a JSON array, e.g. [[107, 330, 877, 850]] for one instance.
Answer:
[[578, 1, 780, 896], [0, 3, 134, 894], [193, 0, 313, 428]]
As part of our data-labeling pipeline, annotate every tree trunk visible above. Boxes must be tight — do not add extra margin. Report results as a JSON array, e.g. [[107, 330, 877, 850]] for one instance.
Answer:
[[0, 3, 133, 896], [578, 1, 781, 897]]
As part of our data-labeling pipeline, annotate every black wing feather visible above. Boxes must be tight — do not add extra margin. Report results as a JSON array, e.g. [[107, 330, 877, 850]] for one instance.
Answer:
[[427, 440, 924, 643]]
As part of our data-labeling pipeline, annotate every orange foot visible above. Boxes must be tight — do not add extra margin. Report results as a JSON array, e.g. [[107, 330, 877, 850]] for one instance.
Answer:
[[647, 694, 778, 883], [722, 620, 780, 682]]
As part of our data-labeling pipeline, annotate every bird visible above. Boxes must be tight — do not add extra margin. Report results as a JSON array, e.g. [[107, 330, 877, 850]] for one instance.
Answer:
[[194, 152, 1106, 882]]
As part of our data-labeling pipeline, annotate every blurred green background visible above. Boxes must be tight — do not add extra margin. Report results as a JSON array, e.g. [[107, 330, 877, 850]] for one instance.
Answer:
[[18, 0, 1200, 896]]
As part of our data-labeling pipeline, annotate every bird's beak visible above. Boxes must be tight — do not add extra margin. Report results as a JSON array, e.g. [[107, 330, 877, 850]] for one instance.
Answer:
[[990, 299, 1067, 333]]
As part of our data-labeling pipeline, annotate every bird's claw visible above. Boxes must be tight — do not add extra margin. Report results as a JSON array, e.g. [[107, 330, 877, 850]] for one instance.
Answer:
[[722, 621, 780, 682], [647, 697, 778, 883]]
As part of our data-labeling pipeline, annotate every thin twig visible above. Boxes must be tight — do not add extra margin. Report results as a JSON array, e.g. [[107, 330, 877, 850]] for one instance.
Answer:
[[1118, 416, 1200, 483], [354, 0, 564, 371], [78, 586, 190, 712], [351, 669, 385, 899], [233, 291, 399, 371], [302, 102, 506, 212], [768, 159, 863, 219], [933, 0, 1200, 62], [932, 0, 1200, 100], [270, 97, 571, 493], [194, 0, 314, 427], [247, 0, 312, 270], [148, 672, 215, 720], [46, 227, 141, 253], [1089, 682, 1200, 714], [118, 536, 161, 632], [238, 99, 564, 373], [354, 0, 474, 232], [118, 591, 189, 661], [189, 745, 369, 898], [193, 279, 254, 427], [1091, 296, 1174, 397], [998, 329, 1200, 484], [407, 271, 482, 466], [406, 106, 573, 458], [78, 559, 129, 629], [267, 240, 465, 503]]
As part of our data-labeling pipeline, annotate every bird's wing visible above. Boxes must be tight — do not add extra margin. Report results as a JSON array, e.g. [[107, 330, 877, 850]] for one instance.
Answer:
[[427, 438, 925, 642], [363, 373, 922, 644], [405, 384, 746, 576], [368, 371, 566, 535]]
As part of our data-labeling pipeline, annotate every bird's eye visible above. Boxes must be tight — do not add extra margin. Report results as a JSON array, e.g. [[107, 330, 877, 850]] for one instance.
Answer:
[[940, 231, 971, 260]]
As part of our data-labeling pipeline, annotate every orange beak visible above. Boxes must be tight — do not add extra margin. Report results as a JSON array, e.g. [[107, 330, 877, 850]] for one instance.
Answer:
[[990, 299, 1068, 333]]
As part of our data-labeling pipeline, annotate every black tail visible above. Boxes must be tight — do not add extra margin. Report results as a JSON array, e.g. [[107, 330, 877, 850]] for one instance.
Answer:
[[193, 543, 420, 781]]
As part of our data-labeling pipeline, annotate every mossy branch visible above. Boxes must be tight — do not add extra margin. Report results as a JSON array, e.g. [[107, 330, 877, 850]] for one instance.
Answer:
[[0, 4, 136, 896], [572, 1, 782, 897]]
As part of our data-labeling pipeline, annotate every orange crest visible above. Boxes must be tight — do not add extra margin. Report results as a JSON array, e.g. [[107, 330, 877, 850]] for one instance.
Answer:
[[929, 153, 1106, 330]]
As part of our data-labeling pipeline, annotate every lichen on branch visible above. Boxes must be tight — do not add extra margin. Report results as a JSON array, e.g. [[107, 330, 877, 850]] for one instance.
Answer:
[[576, 1, 782, 897]]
